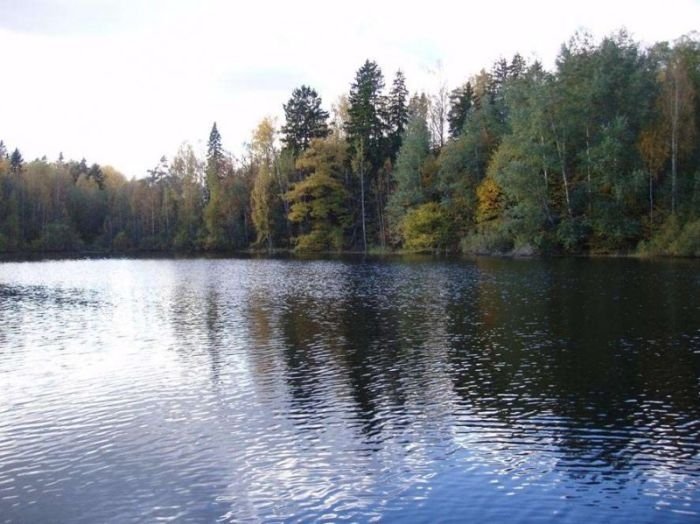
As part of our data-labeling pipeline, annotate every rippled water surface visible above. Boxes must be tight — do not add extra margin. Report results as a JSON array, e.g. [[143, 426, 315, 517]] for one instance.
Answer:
[[0, 256, 698, 523]]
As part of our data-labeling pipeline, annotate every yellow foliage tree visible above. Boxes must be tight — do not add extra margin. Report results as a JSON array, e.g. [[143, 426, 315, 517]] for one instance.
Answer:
[[285, 138, 350, 252], [401, 202, 450, 252], [476, 176, 504, 224]]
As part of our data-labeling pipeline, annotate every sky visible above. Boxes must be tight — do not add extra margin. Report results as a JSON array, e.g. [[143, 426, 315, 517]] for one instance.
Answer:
[[1, 0, 699, 178]]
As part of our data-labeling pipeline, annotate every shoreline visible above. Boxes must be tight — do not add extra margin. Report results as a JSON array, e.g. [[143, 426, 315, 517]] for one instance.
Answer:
[[0, 248, 697, 262]]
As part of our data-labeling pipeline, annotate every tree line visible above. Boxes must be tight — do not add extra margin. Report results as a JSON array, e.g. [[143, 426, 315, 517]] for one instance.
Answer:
[[1, 29, 699, 256]]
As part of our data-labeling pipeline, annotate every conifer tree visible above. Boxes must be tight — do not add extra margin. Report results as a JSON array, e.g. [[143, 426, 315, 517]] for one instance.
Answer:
[[207, 122, 224, 180], [387, 70, 409, 161], [9, 149, 23, 175], [346, 60, 386, 170], [510, 53, 527, 79], [490, 58, 511, 123], [281, 85, 329, 155], [447, 82, 474, 138], [204, 122, 226, 248], [345, 60, 388, 248], [88, 163, 105, 189]]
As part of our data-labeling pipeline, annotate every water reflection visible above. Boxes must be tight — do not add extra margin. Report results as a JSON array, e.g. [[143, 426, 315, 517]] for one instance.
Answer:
[[0, 257, 698, 523]]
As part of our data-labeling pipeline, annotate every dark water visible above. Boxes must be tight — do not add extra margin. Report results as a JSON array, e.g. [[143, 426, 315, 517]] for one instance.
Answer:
[[0, 257, 698, 523]]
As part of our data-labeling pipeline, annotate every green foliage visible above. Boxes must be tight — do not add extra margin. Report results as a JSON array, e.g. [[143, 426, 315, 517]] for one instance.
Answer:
[[171, 144, 205, 250], [112, 231, 131, 251], [461, 227, 514, 255], [435, 133, 480, 239], [488, 137, 548, 248], [639, 215, 700, 256], [69, 175, 107, 243], [387, 109, 431, 239], [556, 217, 588, 252], [32, 223, 82, 251], [588, 117, 646, 251], [448, 82, 473, 138], [203, 191, 226, 249]]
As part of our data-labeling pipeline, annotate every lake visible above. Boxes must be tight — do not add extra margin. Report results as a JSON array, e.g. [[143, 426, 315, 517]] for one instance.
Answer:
[[0, 256, 698, 523]]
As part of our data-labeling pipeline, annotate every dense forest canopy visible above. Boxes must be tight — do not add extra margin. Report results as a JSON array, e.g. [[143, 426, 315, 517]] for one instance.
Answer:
[[1, 30, 699, 255]]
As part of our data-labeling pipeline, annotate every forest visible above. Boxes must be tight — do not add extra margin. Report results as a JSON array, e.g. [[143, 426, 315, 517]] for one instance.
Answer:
[[1, 30, 699, 256]]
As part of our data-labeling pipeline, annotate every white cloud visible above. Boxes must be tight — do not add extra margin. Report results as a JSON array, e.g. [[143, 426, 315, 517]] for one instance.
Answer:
[[0, 0, 698, 177]]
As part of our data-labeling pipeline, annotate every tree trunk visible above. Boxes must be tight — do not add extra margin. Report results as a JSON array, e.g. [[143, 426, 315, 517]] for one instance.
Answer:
[[273, 159, 290, 242], [586, 124, 592, 214], [649, 169, 654, 225], [375, 178, 386, 249], [671, 75, 679, 215], [540, 134, 553, 225], [360, 165, 367, 253], [550, 119, 572, 218], [358, 140, 367, 253]]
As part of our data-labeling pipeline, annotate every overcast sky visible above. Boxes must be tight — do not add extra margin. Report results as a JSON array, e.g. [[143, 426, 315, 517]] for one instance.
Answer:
[[1, 0, 698, 177]]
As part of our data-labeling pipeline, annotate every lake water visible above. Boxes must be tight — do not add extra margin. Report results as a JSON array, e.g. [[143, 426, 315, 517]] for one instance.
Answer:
[[0, 256, 698, 523]]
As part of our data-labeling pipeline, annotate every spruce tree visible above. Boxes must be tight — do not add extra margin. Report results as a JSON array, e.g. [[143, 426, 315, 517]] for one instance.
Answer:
[[345, 60, 389, 249], [204, 122, 225, 247], [510, 53, 527, 79], [69, 158, 89, 182], [387, 70, 409, 161], [447, 82, 474, 138], [9, 148, 23, 175], [88, 163, 105, 189], [490, 58, 511, 123], [281, 85, 329, 155], [345, 59, 386, 170], [207, 122, 224, 179], [491, 58, 510, 94]]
